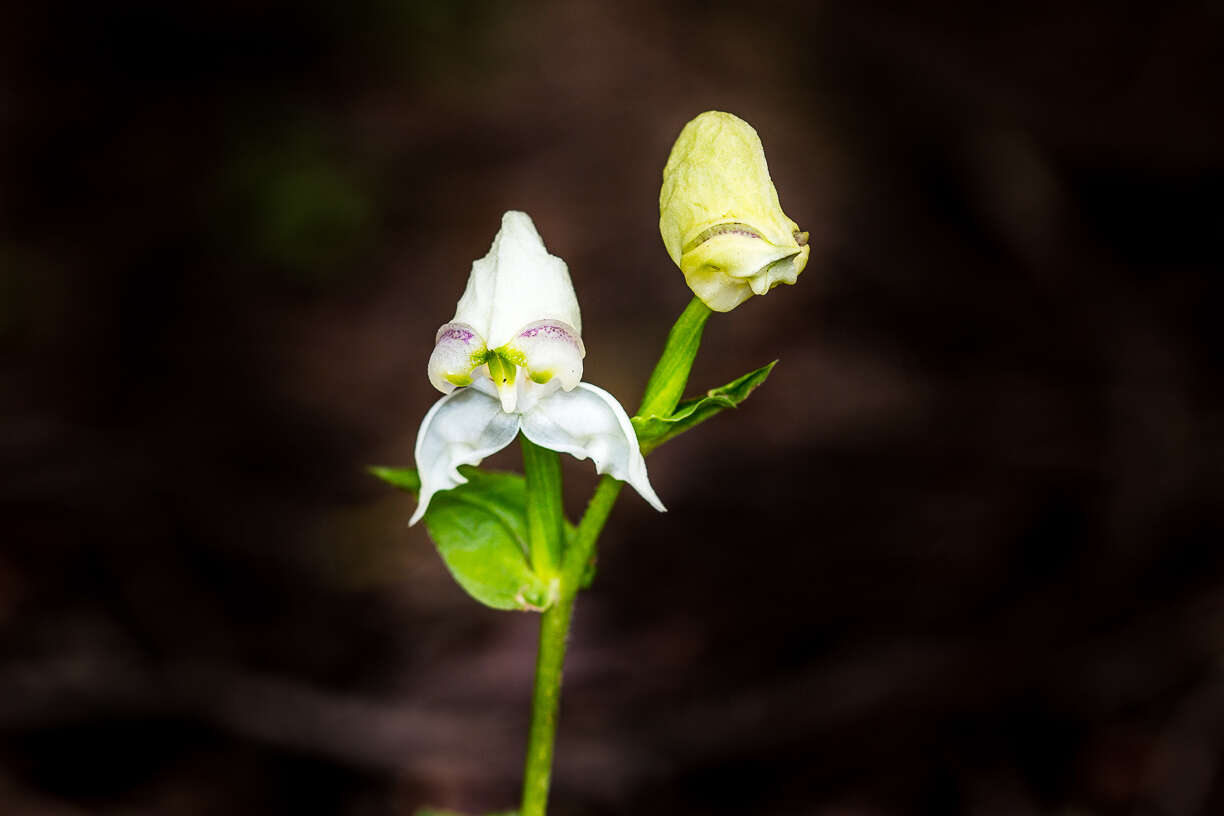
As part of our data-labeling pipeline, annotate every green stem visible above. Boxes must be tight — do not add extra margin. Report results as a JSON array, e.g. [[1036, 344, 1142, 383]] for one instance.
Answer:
[[521, 434, 564, 578], [562, 475, 625, 590], [519, 594, 571, 816], [519, 297, 709, 816], [520, 476, 623, 816], [638, 296, 712, 420], [520, 433, 566, 816]]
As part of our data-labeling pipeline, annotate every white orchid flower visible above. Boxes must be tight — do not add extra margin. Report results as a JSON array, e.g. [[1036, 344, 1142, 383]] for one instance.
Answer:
[[410, 211, 665, 525]]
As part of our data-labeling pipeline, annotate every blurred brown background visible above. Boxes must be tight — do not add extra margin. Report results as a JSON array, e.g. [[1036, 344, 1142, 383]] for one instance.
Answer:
[[3, 1, 1223, 814]]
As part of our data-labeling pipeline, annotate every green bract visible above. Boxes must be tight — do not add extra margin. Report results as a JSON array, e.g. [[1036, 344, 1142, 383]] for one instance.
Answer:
[[633, 360, 777, 454], [659, 111, 809, 312]]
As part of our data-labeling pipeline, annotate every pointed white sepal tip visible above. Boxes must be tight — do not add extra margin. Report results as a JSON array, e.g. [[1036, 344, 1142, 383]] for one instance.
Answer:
[[408, 498, 429, 527], [628, 456, 667, 513]]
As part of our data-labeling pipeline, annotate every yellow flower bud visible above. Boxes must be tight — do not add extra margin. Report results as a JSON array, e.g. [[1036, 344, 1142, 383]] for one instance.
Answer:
[[659, 111, 809, 312]]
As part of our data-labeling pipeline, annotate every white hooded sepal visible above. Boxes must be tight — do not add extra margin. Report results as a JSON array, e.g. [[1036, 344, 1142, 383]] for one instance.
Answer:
[[410, 386, 521, 525], [452, 211, 582, 349], [520, 383, 666, 512]]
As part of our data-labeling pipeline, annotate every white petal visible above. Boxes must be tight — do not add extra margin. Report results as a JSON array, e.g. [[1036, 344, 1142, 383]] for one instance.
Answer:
[[410, 387, 521, 525], [520, 383, 665, 512], [427, 322, 487, 395], [504, 319, 586, 391], [471, 370, 563, 416], [452, 211, 582, 348]]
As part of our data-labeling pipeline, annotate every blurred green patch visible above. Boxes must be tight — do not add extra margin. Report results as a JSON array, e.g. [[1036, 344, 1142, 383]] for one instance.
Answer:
[[215, 127, 378, 293], [365, 0, 505, 84]]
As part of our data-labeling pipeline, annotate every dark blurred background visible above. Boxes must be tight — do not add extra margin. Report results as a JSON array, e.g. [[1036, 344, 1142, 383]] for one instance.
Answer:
[[3, 1, 1223, 813]]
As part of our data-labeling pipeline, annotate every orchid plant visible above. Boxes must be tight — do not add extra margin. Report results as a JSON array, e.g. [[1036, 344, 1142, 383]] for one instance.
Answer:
[[373, 111, 808, 816]]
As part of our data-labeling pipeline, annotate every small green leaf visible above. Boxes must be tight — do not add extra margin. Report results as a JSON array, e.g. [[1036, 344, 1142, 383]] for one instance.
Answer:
[[368, 465, 420, 494], [632, 360, 777, 453], [370, 466, 553, 612]]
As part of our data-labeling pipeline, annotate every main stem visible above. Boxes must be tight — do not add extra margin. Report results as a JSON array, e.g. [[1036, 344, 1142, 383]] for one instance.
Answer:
[[519, 592, 571, 816], [519, 297, 711, 816], [520, 477, 621, 816], [519, 433, 566, 816]]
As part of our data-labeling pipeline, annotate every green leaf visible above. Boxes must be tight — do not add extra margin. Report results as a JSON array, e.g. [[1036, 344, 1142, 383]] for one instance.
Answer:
[[368, 465, 421, 494], [632, 360, 777, 453], [427, 470, 555, 611], [370, 466, 554, 612]]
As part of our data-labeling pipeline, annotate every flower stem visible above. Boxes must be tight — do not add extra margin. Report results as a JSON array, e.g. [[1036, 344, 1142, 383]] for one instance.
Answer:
[[520, 476, 623, 816], [519, 593, 571, 816], [519, 296, 710, 816], [561, 476, 624, 590], [638, 296, 712, 420], [521, 434, 564, 578]]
